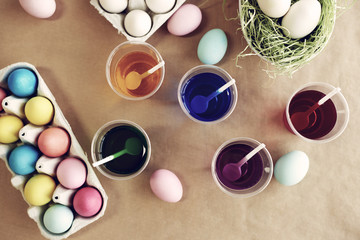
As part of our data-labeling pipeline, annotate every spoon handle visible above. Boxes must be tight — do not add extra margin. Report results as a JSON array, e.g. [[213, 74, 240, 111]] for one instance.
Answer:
[[237, 143, 266, 167], [208, 79, 236, 100], [92, 149, 127, 167], [141, 61, 165, 78], [318, 87, 341, 105]]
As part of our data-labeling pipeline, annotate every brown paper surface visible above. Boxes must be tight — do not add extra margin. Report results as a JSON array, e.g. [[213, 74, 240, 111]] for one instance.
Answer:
[[0, 0, 359, 239]]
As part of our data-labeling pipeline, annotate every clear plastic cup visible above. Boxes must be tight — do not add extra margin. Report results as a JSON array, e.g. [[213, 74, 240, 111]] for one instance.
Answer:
[[177, 65, 238, 124], [211, 137, 273, 198], [91, 120, 151, 180], [284, 82, 349, 143], [106, 41, 165, 100]]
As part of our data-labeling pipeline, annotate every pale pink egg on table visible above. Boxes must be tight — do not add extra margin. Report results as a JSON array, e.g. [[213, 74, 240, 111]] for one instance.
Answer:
[[150, 169, 183, 203], [167, 4, 202, 36], [19, 0, 56, 19]]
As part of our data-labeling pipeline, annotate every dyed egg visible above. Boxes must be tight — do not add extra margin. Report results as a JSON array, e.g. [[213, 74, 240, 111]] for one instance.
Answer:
[[257, 0, 291, 18], [274, 150, 309, 186], [8, 144, 41, 175], [25, 96, 54, 126], [0, 115, 23, 144], [38, 127, 71, 157], [146, 0, 176, 14], [19, 0, 56, 19], [99, 0, 128, 13], [167, 4, 202, 36], [57, 158, 87, 189], [0, 87, 8, 111], [150, 169, 183, 203], [197, 29, 228, 65], [281, 0, 321, 39], [73, 187, 103, 217], [43, 204, 74, 234], [7, 68, 38, 97], [24, 174, 56, 206], [124, 10, 152, 37]]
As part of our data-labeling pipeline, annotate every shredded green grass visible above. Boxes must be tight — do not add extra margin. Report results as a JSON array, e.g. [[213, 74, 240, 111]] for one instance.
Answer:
[[237, 0, 337, 77]]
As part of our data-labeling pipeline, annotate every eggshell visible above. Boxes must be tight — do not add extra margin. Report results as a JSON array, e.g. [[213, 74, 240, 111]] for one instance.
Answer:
[[257, 0, 291, 18], [8, 144, 41, 175], [19, 0, 56, 19], [150, 169, 183, 203], [124, 10, 152, 37], [281, 0, 322, 39], [25, 96, 54, 126], [98, 0, 128, 13], [0, 87, 7, 111], [56, 158, 87, 189], [146, 0, 176, 14], [0, 115, 24, 144], [274, 150, 309, 186], [7, 68, 38, 97], [167, 4, 202, 36], [38, 127, 71, 157], [43, 204, 74, 234], [197, 28, 228, 65], [24, 174, 56, 206], [73, 187, 103, 217]]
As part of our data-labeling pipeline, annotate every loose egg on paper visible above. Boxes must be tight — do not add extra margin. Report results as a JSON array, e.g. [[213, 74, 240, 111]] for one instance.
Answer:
[[19, 0, 56, 19], [167, 4, 202, 36], [150, 169, 183, 203]]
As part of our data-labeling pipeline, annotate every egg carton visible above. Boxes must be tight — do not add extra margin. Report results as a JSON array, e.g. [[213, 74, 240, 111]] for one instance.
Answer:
[[90, 0, 186, 42], [0, 62, 108, 240]]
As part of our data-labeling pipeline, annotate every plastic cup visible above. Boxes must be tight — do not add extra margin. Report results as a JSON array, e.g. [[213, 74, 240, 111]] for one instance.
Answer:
[[177, 65, 238, 124], [211, 137, 273, 198], [91, 120, 151, 180], [284, 82, 349, 143], [106, 41, 165, 100]]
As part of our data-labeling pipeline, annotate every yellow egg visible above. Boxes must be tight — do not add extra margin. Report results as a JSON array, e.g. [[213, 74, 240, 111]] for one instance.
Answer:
[[25, 96, 54, 126], [0, 115, 24, 143], [24, 174, 56, 206]]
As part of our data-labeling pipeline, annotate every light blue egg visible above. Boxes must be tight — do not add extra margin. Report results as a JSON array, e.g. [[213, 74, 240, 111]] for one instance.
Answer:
[[274, 150, 309, 186], [8, 144, 41, 175], [197, 28, 228, 65], [43, 204, 74, 234], [7, 68, 38, 97]]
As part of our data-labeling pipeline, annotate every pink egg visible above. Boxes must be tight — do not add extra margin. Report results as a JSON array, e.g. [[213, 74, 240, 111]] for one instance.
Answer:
[[0, 87, 7, 111], [19, 0, 56, 19], [167, 4, 202, 36], [150, 169, 183, 203], [56, 158, 87, 189], [73, 187, 103, 217], [38, 127, 70, 157]]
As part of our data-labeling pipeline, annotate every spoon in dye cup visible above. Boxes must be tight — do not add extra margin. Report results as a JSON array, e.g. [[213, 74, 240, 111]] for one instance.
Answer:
[[125, 61, 165, 90], [92, 137, 144, 167], [290, 87, 341, 131], [190, 79, 236, 114], [222, 143, 266, 182]]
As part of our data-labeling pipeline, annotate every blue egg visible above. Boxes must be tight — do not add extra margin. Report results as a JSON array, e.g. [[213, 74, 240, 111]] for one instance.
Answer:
[[8, 144, 41, 175], [43, 204, 74, 234], [197, 28, 228, 65], [7, 68, 38, 97]]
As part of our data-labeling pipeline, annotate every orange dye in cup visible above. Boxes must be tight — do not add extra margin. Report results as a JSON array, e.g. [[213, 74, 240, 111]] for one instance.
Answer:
[[115, 51, 161, 97]]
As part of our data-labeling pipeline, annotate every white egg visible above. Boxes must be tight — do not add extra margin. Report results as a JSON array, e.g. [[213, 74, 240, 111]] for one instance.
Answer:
[[257, 0, 291, 18], [274, 150, 309, 186], [124, 10, 152, 37], [145, 0, 176, 14], [98, 0, 128, 13], [281, 0, 322, 39]]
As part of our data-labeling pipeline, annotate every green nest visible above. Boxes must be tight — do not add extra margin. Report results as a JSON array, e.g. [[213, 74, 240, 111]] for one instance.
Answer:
[[238, 0, 336, 77]]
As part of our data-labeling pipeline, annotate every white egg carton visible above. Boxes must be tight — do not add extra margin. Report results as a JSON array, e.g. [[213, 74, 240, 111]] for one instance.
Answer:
[[0, 62, 108, 240], [90, 0, 186, 42]]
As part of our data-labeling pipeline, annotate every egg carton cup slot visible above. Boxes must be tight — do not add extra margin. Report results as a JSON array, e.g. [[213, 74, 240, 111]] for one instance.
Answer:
[[0, 62, 108, 240], [90, 0, 186, 42]]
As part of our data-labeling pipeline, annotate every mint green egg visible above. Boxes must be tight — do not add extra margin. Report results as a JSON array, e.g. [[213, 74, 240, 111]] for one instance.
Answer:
[[197, 28, 228, 65], [43, 204, 74, 234], [274, 150, 309, 186]]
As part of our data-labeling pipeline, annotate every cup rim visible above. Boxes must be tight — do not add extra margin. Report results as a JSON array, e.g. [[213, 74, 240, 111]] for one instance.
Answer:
[[91, 119, 151, 180], [177, 65, 238, 124], [285, 82, 350, 143], [211, 137, 273, 198], [106, 41, 165, 101]]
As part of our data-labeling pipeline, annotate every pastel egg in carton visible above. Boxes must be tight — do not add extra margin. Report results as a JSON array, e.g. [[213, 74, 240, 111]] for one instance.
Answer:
[[90, 0, 186, 42], [0, 62, 108, 240]]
